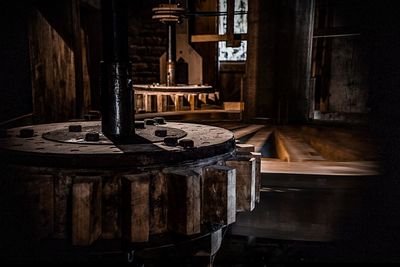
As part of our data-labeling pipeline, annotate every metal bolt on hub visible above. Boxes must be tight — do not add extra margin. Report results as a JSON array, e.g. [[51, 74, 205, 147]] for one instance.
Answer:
[[69, 125, 82, 132], [19, 128, 34, 138], [178, 139, 194, 149], [85, 132, 100, 142]]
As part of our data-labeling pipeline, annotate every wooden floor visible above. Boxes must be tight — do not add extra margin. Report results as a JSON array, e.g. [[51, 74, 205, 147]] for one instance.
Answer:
[[211, 122, 380, 178], [206, 122, 381, 242]]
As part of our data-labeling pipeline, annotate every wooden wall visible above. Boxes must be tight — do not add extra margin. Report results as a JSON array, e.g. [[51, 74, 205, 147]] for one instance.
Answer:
[[28, 0, 92, 123]]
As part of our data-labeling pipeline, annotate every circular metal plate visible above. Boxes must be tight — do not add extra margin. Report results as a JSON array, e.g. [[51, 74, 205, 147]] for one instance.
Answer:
[[0, 121, 235, 168], [42, 124, 186, 145]]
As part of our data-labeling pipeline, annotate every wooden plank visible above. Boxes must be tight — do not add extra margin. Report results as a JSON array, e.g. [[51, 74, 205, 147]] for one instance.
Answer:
[[167, 170, 201, 235], [174, 94, 184, 111], [251, 152, 262, 203], [236, 143, 255, 153], [190, 34, 248, 43], [102, 175, 121, 239], [149, 173, 168, 234], [122, 174, 150, 243], [54, 174, 73, 238], [72, 176, 102, 246], [157, 95, 168, 112], [24, 175, 54, 240], [275, 128, 325, 162], [223, 102, 244, 111], [28, 9, 76, 122], [203, 165, 236, 225], [189, 94, 198, 111], [226, 157, 256, 212]]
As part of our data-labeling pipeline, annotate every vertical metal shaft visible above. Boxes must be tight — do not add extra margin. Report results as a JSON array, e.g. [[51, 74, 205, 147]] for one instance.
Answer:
[[166, 0, 177, 86], [101, 0, 134, 142]]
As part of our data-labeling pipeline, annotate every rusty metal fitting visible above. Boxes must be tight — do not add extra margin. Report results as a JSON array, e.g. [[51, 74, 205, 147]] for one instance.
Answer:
[[69, 125, 82, 132], [164, 136, 178, 146], [178, 138, 194, 149], [135, 121, 146, 129], [155, 129, 167, 137], [144, 119, 156, 125], [85, 132, 100, 142], [19, 128, 34, 138], [153, 117, 166, 125]]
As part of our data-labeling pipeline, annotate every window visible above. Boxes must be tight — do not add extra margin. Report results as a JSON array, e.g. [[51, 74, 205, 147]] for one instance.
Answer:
[[218, 0, 248, 61]]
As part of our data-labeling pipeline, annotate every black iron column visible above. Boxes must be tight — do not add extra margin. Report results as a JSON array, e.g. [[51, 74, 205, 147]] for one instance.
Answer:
[[101, 0, 134, 142]]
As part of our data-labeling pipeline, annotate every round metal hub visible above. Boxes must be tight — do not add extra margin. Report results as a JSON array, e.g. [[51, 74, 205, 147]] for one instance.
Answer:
[[42, 123, 187, 145], [0, 121, 235, 168]]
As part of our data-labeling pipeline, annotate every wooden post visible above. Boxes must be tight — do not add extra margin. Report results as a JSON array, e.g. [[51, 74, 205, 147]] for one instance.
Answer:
[[144, 93, 152, 112], [167, 170, 201, 235], [189, 94, 198, 111], [149, 173, 168, 234], [226, 157, 256, 212], [122, 174, 150, 243], [251, 152, 262, 203], [203, 165, 236, 225], [157, 95, 168, 112], [72, 176, 102, 246], [174, 94, 184, 111]]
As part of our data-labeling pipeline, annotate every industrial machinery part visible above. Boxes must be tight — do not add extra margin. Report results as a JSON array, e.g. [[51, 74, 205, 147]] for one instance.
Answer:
[[152, 0, 185, 86]]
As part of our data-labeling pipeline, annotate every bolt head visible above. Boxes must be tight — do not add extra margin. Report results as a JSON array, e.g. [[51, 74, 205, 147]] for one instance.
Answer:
[[155, 129, 167, 137], [69, 125, 82, 132], [144, 119, 156, 125], [135, 121, 146, 129], [178, 139, 194, 149], [19, 128, 34, 138], [164, 136, 178, 146], [85, 132, 100, 142], [153, 117, 166, 125]]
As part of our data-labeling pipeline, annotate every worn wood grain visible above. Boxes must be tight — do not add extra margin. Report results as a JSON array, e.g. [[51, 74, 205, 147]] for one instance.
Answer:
[[203, 165, 236, 225], [226, 157, 256, 212], [149, 172, 168, 234], [122, 174, 150, 243], [72, 176, 102, 246], [167, 170, 201, 235]]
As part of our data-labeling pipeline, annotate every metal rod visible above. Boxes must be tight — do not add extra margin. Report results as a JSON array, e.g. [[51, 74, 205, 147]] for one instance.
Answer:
[[101, 0, 134, 142], [166, 23, 176, 86]]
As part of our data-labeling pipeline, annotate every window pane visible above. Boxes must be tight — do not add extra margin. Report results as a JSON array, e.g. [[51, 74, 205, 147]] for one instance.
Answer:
[[218, 40, 247, 61], [234, 0, 247, 34], [218, 0, 248, 61]]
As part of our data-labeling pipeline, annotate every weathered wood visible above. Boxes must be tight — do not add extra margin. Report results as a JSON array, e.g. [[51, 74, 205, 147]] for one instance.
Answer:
[[54, 174, 73, 238], [236, 143, 255, 153], [189, 94, 198, 111], [102, 175, 121, 239], [226, 157, 256, 212], [122, 174, 150, 243], [149, 172, 168, 234], [251, 152, 262, 203], [157, 95, 168, 112], [28, 9, 76, 122], [203, 165, 236, 225], [72, 176, 102, 246], [167, 170, 201, 235], [174, 94, 184, 111], [24, 175, 54, 240]]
